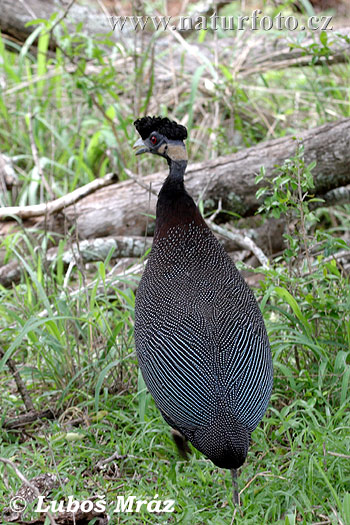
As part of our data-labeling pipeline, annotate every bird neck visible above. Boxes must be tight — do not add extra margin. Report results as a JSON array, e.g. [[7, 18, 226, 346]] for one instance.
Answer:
[[154, 158, 206, 241], [167, 158, 187, 183], [158, 158, 188, 197]]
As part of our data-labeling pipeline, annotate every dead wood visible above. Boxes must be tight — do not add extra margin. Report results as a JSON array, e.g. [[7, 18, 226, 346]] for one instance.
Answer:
[[0, 153, 17, 190], [0, 217, 285, 287], [210, 222, 269, 268], [0, 0, 127, 48], [319, 184, 350, 208], [48, 118, 350, 239], [163, 25, 350, 79], [0, 347, 34, 411], [0, 172, 118, 220], [0, 459, 58, 525], [2, 409, 57, 429], [1, 0, 349, 78], [232, 27, 350, 76], [0, 235, 152, 286], [0, 118, 349, 243]]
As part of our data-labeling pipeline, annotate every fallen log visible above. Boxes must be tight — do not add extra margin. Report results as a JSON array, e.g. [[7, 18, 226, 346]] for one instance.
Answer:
[[0, 236, 152, 287], [0, 118, 349, 241], [0, 219, 286, 287], [54, 118, 350, 239], [0, 0, 129, 48], [2, 219, 347, 288], [0, 172, 118, 220]]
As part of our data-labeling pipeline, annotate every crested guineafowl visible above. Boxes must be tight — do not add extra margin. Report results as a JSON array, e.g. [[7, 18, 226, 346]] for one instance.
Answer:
[[133, 116, 273, 503]]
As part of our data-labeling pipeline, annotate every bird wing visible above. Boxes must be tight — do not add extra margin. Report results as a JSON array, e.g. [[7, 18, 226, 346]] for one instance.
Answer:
[[137, 309, 272, 433], [137, 314, 219, 429], [135, 243, 272, 434], [218, 323, 273, 432]]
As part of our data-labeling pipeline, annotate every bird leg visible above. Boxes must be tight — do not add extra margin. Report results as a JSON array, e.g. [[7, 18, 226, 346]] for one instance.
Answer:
[[231, 469, 240, 506], [171, 429, 191, 460]]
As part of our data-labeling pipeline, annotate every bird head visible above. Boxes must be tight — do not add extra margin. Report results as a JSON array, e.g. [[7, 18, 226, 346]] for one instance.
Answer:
[[133, 116, 188, 163]]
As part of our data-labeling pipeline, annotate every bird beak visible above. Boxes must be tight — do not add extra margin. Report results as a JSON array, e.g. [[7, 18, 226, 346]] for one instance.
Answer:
[[133, 138, 149, 156]]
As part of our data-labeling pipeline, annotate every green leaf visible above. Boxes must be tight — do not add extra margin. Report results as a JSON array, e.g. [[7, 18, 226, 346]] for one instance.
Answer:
[[95, 358, 126, 410], [320, 31, 328, 47], [137, 369, 149, 422], [0, 316, 70, 371], [37, 28, 50, 96], [313, 457, 342, 509], [25, 19, 50, 27], [187, 65, 206, 133], [340, 366, 350, 405], [343, 493, 350, 525], [274, 287, 312, 337], [256, 187, 268, 200], [65, 432, 85, 442], [19, 25, 43, 65]]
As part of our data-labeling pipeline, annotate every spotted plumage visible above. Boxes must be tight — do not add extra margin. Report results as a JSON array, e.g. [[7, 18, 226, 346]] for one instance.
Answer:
[[133, 116, 273, 497]]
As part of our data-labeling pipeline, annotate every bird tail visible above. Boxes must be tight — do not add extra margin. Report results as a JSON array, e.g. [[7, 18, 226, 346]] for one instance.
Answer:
[[190, 410, 250, 470]]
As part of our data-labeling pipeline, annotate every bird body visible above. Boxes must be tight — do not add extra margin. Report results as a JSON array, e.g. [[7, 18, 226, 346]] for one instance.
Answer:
[[133, 116, 272, 479]]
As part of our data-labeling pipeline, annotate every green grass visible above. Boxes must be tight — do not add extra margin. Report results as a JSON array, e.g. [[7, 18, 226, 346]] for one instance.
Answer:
[[1, 372, 349, 523], [1, 1, 350, 523]]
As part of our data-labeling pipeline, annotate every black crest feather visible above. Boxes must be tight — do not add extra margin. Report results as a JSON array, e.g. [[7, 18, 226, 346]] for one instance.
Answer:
[[134, 116, 187, 141]]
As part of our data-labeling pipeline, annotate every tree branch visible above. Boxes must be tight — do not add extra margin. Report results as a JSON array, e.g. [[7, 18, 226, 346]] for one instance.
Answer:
[[0, 458, 57, 525], [210, 223, 269, 268], [0, 172, 118, 220], [0, 347, 34, 412]]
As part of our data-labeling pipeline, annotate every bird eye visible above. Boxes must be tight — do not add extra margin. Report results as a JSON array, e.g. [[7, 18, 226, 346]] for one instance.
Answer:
[[150, 135, 157, 145]]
